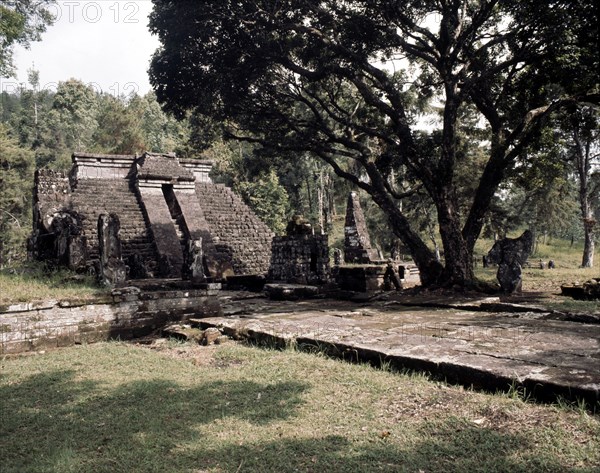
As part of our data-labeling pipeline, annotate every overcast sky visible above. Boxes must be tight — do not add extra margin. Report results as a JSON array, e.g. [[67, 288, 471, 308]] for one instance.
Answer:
[[1, 1, 160, 96]]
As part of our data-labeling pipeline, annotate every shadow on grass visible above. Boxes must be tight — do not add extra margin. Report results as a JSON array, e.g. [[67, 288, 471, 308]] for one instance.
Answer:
[[1, 369, 575, 473], [0, 369, 306, 473]]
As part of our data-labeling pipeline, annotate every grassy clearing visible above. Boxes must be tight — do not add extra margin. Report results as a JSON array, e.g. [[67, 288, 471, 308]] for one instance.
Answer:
[[0, 262, 105, 305], [1, 341, 598, 473]]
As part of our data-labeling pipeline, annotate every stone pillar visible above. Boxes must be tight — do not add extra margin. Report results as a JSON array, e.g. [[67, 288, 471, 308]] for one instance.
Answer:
[[97, 213, 126, 287], [49, 211, 88, 271]]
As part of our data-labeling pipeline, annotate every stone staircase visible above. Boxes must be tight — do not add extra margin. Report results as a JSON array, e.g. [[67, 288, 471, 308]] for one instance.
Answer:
[[195, 183, 274, 275], [70, 178, 158, 273], [171, 212, 187, 255]]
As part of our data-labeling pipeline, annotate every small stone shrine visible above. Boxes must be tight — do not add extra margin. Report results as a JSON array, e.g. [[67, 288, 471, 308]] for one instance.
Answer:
[[30, 152, 274, 282], [486, 230, 534, 293], [268, 216, 331, 285], [344, 192, 379, 264]]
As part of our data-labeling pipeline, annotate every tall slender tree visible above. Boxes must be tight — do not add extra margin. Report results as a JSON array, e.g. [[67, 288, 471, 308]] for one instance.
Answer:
[[566, 105, 599, 267], [0, 124, 34, 266]]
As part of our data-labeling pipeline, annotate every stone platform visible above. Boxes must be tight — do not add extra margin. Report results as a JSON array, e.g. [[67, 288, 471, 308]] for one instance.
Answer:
[[195, 292, 600, 405]]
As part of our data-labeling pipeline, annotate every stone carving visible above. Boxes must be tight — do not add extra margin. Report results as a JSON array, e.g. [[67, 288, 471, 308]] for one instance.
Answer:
[[184, 238, 207, 284], [126, 253, 149, 279], [333, 248, 343, 266], [29, 206, 88, 271], [97, 213, 126, 287], [286, 215, 313, 236], [384, 260, 403, 291], [46, 211, 87, 271], [344, 192, 378, 264], [486, 230, 534, 293], [157, 254, 174, 278]]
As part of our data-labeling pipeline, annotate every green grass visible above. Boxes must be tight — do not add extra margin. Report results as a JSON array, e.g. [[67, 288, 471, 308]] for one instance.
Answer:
[[1, 341, 598, 473], [0, 262, 105, 305]]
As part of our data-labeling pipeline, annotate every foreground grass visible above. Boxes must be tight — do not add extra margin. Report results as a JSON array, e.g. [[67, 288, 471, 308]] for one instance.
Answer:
[[1, 341, 598, 473]]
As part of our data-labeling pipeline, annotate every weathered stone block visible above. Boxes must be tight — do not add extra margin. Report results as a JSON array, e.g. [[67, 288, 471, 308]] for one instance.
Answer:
[[486, 230, 534, 293]]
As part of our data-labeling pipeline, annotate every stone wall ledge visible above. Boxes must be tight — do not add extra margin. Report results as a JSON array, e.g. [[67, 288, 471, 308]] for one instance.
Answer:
[[0, 289, 222, 355]]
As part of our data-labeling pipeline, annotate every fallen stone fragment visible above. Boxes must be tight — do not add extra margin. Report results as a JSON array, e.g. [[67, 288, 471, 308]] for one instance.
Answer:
[[202, 327, 222, 345], [264, 283, 321, 300]]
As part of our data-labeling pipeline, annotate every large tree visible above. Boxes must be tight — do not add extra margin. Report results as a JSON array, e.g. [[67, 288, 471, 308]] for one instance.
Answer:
[[149, 0, 598, 287]]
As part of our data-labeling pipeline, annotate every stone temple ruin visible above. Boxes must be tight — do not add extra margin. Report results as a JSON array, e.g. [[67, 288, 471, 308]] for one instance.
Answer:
[[30, 153, 274, 282], [344, 191, 379, 264], [4, 164, 427, 354]]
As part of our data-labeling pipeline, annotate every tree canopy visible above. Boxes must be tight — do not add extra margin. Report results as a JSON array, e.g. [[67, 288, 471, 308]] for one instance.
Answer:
[[149, 0, 599, 287]]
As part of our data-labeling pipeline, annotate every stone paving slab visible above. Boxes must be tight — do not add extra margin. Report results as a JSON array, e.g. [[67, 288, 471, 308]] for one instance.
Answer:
[[195, 293, 600, 405]]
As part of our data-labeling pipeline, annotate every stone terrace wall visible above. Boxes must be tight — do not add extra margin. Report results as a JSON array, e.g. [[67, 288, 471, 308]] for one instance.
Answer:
[[195, 183, 274, 275], [0, 289, 221, 355]]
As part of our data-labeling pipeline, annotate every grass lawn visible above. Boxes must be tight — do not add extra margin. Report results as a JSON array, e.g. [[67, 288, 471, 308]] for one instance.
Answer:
[[1, 340, 598, 473], [0, 263, 105, 306]]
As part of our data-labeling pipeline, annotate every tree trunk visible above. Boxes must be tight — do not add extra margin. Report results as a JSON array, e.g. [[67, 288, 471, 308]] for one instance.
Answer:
[[304, 176, 314, 217], [573, 117, 595, 268], [463, 139, 509, 254], [582, 218, 595, 268], [431, 90, 475, 286], [435, 192, 474, 286], [317, 170, 324, 230]]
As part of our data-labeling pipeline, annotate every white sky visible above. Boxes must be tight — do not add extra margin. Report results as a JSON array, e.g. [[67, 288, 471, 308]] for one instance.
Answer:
[[0, 0, 160, 96]]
